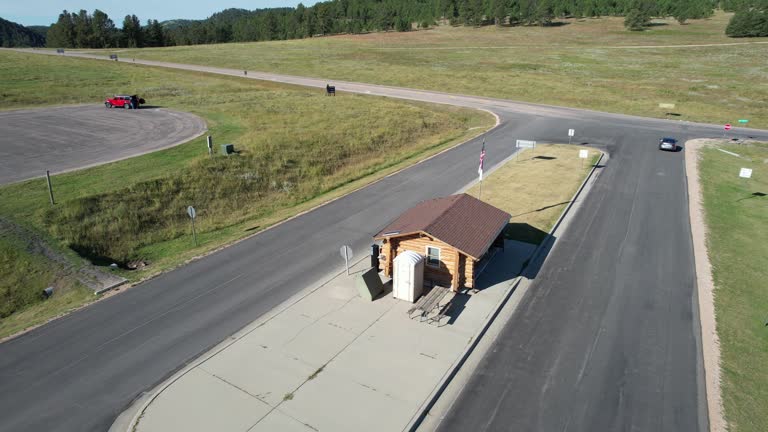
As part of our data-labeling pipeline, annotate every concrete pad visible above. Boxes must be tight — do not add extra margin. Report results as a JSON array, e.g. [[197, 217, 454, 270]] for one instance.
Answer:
[[317, 295, 396, 335], [325, 331, 457, 406], [279, 368, 415, 432], [282, 317, 358, 368], [288, 292, 351, 322], [137, 368, 270, 432], [248, 309, 316, 348], [200, 343, 316, 407], [248, 409, 316, 432]]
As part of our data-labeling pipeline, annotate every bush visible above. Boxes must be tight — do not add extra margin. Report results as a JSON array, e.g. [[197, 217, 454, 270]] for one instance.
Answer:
[[726, 9, 768, 37]]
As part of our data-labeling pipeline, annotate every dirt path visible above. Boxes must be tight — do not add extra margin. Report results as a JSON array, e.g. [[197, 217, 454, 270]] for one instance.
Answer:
[[685, 139, 726, 432]]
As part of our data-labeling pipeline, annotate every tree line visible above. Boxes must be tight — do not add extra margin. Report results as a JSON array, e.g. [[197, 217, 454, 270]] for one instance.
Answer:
[[38, 0, 767, 49]]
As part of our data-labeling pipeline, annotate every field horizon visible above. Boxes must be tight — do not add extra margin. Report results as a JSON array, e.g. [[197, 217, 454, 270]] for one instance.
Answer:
[[84, 11, 768, 129]]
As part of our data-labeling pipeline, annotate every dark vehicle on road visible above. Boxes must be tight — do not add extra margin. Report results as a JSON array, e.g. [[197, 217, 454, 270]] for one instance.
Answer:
[[105, 95, 145, 109], [658, 137, 678, 151]]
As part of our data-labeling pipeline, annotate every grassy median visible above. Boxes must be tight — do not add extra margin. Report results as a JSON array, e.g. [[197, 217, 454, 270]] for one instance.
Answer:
[[0, 51, 492, 338], [105, 12, 768, 128], [700, 142, 768, 432], [466, 144, 600, 244]]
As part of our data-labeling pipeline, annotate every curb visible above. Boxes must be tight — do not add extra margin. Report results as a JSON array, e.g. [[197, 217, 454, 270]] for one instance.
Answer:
[[405, 150, 606, 432], [93, 279, 128, 295]]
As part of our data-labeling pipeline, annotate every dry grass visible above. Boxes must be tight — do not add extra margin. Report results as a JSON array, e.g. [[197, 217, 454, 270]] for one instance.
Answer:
[[466, 144, 599, 244], [100, 11, 768, 128]]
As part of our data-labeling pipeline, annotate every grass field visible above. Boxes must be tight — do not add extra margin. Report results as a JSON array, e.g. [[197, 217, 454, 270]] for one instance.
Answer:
[[0, 220, 93, 338], [465, 144, 600, 244], [0, 50, 492, 335], [102, 12, 768, 128], [700, 141, 768, 432]]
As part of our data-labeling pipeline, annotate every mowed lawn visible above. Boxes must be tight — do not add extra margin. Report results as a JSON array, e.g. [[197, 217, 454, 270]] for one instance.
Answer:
[[105, 11, 768, 128], [700, 142, 768, 432], [466, 144, 600, 244], [0, 51, 491, 336]]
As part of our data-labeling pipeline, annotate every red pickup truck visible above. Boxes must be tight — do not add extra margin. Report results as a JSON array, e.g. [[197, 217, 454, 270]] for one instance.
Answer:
[[105, 95, 145, 109]]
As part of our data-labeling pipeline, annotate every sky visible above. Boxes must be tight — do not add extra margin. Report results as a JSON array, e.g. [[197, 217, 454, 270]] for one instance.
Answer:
[[0, 1, 319, 27]]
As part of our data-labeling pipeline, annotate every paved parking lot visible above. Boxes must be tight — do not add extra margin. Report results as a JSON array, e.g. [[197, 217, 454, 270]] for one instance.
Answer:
[[0, 105, 206, 184]]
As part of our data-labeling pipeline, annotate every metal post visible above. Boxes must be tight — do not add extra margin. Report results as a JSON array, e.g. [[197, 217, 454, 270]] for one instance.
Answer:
[[45, 170, 55, 205], [191, 218, 198, 246], [344, 248, 350, 275], [479, 180, 483, 200]]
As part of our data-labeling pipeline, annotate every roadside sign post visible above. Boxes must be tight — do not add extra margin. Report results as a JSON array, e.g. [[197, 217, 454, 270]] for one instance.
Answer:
[[187, 205, 197, 246], [724, 123, 731, 138], [340, 245, 353, 275], [515, 140, 537, 160], [579, 149, 589, 169], [739, 167, 753, 190], [568, 129, 575, 145], [738, 119, 749, 125], [207, 135, 213, 156], [45, 170, 55, 205]]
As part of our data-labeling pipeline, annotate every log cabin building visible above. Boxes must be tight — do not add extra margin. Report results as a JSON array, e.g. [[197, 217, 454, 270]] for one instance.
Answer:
[[374, 194, 510, 292]]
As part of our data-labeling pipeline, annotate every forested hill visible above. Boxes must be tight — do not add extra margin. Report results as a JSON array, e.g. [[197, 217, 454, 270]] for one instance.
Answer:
[[166, 0, 719, 45], [0, 17, 46, 47], [44, 0, 766, 48]]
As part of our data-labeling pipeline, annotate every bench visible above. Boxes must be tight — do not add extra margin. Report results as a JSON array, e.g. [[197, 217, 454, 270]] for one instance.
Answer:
[[408, 286, 450, 322]]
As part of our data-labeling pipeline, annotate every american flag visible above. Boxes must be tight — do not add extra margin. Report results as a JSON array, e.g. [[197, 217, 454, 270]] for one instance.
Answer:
[[478, 136, 486, 181]]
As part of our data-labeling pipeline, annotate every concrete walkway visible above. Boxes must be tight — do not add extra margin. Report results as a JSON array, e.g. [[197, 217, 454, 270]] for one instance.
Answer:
[[132, 240, 536, 432]]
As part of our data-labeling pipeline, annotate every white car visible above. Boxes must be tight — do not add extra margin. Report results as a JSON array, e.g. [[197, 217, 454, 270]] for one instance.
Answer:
[[659, 137, 678, 151]]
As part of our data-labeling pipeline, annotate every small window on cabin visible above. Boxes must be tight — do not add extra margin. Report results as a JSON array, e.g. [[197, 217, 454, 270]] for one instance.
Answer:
[[426, 247, 440, 267]]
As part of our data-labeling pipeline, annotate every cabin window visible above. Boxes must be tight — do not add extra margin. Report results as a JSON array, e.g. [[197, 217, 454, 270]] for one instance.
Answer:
[[426, 246, 441, 267]]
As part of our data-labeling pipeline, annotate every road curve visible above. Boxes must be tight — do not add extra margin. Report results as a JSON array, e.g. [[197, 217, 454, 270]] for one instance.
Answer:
[[1, 50, 766, 432], [0, 104, 206, 185]]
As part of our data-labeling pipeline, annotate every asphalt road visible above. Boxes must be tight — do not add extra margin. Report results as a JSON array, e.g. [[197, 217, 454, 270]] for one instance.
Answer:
[[1, 51, 767, 432], [0, 105, 206, 184]]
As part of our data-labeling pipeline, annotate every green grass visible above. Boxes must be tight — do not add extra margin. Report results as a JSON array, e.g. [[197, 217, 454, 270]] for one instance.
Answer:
[[0, 50, 492, 334], [700, 142, 768, 432], [97, 11, 768, 128], [0, 223, 93, 338]]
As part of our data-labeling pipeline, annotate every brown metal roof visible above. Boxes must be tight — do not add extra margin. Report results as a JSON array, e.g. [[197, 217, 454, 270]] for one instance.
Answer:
[[374, 194, 511, 260]]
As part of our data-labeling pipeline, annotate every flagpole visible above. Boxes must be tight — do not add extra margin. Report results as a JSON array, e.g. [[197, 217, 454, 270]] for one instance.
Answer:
[[478, 133, 486, 201]]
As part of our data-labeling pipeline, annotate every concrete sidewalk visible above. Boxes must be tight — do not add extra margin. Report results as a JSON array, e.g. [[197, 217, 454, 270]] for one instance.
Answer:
[[132, 240, 536, 432]]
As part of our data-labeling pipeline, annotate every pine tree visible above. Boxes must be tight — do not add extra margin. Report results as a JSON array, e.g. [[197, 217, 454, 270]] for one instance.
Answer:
[[624, 1, 652, 31]]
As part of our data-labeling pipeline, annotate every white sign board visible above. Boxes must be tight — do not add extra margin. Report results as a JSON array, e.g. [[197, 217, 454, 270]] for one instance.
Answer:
[[568, 129, 575, 137], [579, 149, 589, 159], [516, 140, 536, 149], [739, 168, 753, 179], [187, 205, 196, 219], [659, 103, 676, 109]]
